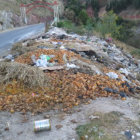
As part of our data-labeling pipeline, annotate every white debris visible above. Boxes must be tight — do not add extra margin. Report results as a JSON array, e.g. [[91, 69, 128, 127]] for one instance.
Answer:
[[132, 135, 135, 139], [136, 133, 140, 137], [5, 54, 13, 60], [66, 63, 79, 69], [36, 58, 48, 67], [89, 115, 100, 120], [63, 54, 67, 63], [33, 54, 55, 67], [98, 40, 108, 46], [85, 135, 88, 139], [60, 46, 65, 50], [47, 27, 67, 36], [106, 72, 118, 79], [52, 42, 58, 45], [119, 68, 129, 76]]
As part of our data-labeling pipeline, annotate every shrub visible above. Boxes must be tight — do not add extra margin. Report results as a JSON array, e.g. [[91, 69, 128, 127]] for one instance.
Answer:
[[57, 20, 74, 28], [78, 9, 89, 25], [95, 11, 121, 38], [57, 20, 86, 35]]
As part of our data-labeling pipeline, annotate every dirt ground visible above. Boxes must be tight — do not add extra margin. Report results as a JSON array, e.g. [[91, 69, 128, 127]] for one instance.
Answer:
[[1, 97, 140, 140]]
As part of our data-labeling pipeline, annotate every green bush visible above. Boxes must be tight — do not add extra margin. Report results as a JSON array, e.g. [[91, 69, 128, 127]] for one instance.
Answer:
[[95, 11, 121, 38], [57, 20, 86, 35], [78, 9, 89, 25], [57, 20, 74, 28]]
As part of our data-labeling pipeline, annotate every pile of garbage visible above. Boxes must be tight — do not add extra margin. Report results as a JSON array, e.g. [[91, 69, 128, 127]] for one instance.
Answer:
[[0, 27, 140, 113], [15, 49, 81, 65], [0, 70, 138, 113]]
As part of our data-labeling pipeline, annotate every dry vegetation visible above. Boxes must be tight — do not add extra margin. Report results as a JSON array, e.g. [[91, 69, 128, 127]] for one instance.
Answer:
[[0, 61, 49, 88]]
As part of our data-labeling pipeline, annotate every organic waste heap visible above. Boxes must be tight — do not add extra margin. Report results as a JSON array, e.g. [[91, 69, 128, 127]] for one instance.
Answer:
[[0, 27, 140, 113]]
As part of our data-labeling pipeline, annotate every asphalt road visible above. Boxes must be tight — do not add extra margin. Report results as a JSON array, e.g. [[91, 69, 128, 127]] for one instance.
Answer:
[[0, 23, 45, 57]]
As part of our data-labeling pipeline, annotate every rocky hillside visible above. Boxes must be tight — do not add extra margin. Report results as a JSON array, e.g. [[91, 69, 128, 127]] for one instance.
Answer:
[[0, 0, 63, 31]]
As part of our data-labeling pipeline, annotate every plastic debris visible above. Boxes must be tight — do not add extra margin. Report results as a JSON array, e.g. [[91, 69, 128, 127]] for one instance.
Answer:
[[63, 54, 67, 63], [47, 27, 67, 36], [106, 72, 118, 79], [4, 54, 13, 59], [119, 68, 129, 76], [124, 131, 132, 140], [89, 115, 100, 120], [120, 92, 127, 98], [39, 66, 64, 71], [60, 46, 65, 50], [0, 26, 140, 114], [4, 54, 14, 61], [32, 54, 55, 67], [31, 55, 36, 64], [104, 88, 118, 94], [66, 63, 78, 69], [34, 119, 51, 132]]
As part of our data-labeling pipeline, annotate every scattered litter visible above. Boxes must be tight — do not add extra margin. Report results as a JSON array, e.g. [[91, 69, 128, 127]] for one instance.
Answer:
[[85, 135, 89, 139], [37, 46, 49, 49], [52, 42, 58, 45], [66, 63, 79, 69], [60, 46, 65, 50], [34, 119, 51, 132], [89, 115, 100, 120], [136, 133, 140, 137], [4, 54, 13, 59], [0, 27, 140, 114], [15, 49, 80, 65], [63, 54, 67, 63], [106, 72, 118, 79], [119, 68, 129, 76], [106, 37, 112, 43], [4, 54, 14, 61], [0, 59, 4, 62], [4, 122, 10, 131], [39, 66, 64, 71], [47, 27, 67, 36], [33, 54, 55, 67]]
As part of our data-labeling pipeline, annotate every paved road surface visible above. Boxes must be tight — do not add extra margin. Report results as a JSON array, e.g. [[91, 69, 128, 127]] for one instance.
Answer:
[[0, 23, 45, 57]]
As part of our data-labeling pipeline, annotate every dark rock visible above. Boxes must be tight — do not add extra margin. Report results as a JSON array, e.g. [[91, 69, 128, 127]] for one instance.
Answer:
[[71, 119, 77, 123], [125, 131, 132, 140], [55, 125, 63, 129], [104, 88, 113, 93], [4, 127, 9, 131], [104, 88, 118, 94], [129, 88, 134, 93], [78, 95, 83, 99], [122, 82, 130, 88], [120, 92, 127, 98], [57, 34, 67, 40], [136, 87, 140, 90]]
